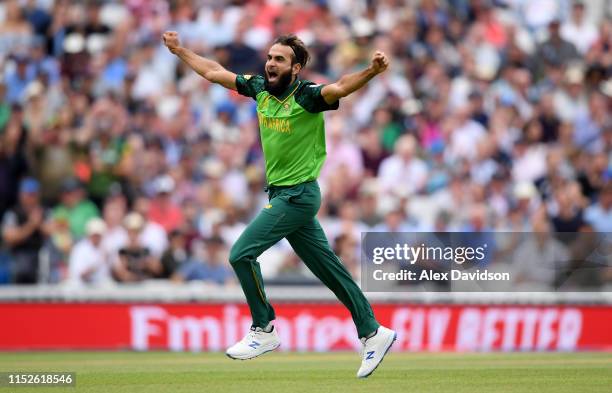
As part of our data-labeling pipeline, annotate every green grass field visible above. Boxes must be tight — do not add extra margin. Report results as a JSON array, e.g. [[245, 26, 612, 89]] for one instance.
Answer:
[[1, 351, 611, 393]]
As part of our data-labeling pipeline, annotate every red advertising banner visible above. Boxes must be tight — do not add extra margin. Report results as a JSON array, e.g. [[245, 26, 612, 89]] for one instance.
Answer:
[[1, 303, 611, 351]]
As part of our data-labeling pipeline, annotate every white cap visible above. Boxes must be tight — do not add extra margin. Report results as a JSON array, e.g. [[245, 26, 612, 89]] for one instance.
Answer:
[[86, 218, 107, 236], [154, 175, 175, 194], [514, 182, 537, 200], [359, 179, 379, 197], [63, 33, 85, 54], [202, 160, 226, 178], [565, 66, 584, 84], [24, 80, 44, 101], [123, 212, 145, 231], [600, 78, 612, 97], [352, 18, 375, 37]]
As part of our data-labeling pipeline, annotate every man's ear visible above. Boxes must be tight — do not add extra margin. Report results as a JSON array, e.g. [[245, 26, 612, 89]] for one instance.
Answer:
[[292, 63, 302, 76]]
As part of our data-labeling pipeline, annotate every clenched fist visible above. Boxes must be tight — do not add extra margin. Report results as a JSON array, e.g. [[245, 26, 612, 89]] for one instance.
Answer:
[[369, 51, 389, 75], [162, 31, 181, 54]]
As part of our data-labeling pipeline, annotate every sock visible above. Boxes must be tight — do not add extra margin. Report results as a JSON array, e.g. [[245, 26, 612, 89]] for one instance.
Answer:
[[365, 328, 378, 339], [252, 322, 274, 332]]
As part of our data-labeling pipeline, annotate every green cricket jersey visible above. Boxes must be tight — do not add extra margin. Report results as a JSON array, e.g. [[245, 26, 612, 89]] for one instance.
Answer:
[[235, 75, 339, 186]]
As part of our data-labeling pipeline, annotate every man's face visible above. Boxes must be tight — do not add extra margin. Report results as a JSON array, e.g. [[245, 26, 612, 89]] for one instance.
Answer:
[[573, 4, 585, 20], [62, 189, 82, 207], [265, 44, 299, 95], [549, 21, 561, 38], [90, 233, 102, 247], [601, 189, 612, 209], [19, 191, 39, 208], [127, 228, 141, 243], [207, 244, 223, 263], [17, 62, 28, 77]]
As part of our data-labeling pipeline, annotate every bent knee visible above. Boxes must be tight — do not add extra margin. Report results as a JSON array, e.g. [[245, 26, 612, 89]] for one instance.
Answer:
[[229, 244, 248, 265]]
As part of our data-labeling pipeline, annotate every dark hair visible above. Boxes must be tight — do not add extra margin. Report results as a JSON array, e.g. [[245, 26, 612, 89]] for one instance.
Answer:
[[273, 34, 310, 68]]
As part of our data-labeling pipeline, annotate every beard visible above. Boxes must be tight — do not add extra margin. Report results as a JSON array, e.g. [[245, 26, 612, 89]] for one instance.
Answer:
[[264, 68, 294, 96]]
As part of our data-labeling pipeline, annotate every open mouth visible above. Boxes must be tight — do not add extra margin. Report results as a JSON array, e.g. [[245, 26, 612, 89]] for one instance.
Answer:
[[267, 70, 278, 82]]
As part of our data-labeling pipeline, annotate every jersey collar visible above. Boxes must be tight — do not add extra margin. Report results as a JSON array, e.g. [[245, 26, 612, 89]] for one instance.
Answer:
[[269, 77, 301, 101]]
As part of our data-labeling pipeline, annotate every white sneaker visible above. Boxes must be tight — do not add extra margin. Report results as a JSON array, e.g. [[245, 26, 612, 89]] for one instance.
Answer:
[[226, 326, 280, 360], [356, 326, 397, 378]]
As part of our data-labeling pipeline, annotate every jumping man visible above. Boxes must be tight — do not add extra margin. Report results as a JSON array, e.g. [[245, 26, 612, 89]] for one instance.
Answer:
[[163, 31, 396, 378]]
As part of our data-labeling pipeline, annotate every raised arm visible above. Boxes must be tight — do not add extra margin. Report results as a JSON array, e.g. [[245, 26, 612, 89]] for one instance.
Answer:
[[321, 51, 389, 105], [162, 31, 237, 90]]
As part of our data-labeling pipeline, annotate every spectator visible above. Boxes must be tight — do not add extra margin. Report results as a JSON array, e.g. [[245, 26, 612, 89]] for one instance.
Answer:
[[357, 126, 389, 177], [511, 136, 547, 183], [378, 135, 428, 195], [512, 212, 570, 288], [196, 4, 236, 48], [358, 180, 383, 228], [4, 55, 36, 104], [0, 0, 33, 58], [275, 253, 312, 282], [325, 201, 368, 244], [468, 90, 489, 129], [68, 218, 112, 286], [23, 0, 52, 38], [321, 116, 364, 186], [536, 20, 580, 76], [113, 212, 162, 282], [461, 204, 493, 232], [129, 195, 169, 257], [372, 198, 420, 232], [0, 104, 28, 218], [554, 66, 589, 123], [223, 21, 261, 75], [333, 233, 360, 281], [147, 175, 184, 233], [577, 152, 607, 201], [447, 104, 487, 163], [1, 178, 48, 283], [51, 178, 99, 240], [514, 181, 542, 216], [85, 103, 129, 207], [171, 236, 233, 285], [561, 1, 599, 55], [100, 189, 128, 256], [573, 92, 609, 153], [372, 107, 403, 153], [584, 183, 612, 232], [550, 185, 585, 233], [160, 229, 189, 278], [536, 92, 560, 143], [105, 197, 169, 262]]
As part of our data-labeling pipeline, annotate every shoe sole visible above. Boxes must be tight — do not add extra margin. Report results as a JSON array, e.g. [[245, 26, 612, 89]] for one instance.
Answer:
[[358, 332, 397, 379], [225, 343, 280, 361]]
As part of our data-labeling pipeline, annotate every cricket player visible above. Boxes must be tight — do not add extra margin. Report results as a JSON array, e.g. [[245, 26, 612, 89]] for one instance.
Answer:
[[163, 31, 396, 378]]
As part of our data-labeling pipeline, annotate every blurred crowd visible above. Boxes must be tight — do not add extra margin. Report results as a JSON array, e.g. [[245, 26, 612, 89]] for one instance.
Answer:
[[0, 0, 611, 288]]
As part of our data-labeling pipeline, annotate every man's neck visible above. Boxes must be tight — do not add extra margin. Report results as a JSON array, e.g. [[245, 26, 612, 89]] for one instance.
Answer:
[[271, 76, 299, 100], [572, 16, 584, 26]]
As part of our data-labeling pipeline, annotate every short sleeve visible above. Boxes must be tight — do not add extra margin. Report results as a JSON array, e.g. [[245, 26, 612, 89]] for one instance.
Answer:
[[1, 211, 17, 230], [235, 74, 265, 99], [296, 82, 340, 113]]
